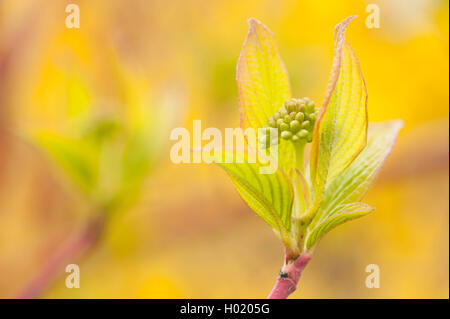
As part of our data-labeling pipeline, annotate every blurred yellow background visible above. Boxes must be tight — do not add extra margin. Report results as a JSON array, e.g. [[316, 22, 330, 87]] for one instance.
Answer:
[[0, 0, 448, 298]]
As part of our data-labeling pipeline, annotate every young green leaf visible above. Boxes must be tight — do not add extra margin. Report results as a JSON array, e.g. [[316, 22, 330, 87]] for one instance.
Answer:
[[204, 150, 293, 241], [237, 18, 295, 172], [305, 202, 374, 249], [237, 18, 291, 129], [316, 120, 403, 220], [310, 16, 368, 205]]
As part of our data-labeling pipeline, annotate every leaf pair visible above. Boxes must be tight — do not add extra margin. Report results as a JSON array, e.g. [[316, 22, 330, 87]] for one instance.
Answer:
[[305, 121, 403, 249]]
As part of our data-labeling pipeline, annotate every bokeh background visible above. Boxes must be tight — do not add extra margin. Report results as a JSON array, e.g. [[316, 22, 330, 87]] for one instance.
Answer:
[[0, 0, 448, 298]]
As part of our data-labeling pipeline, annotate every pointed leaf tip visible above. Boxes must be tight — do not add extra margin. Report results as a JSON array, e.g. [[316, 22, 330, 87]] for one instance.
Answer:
[[334, 15, 357, 34]]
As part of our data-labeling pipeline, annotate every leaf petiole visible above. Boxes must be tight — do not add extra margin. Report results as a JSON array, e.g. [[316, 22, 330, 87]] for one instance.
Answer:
[[293, 141, 306, 175]]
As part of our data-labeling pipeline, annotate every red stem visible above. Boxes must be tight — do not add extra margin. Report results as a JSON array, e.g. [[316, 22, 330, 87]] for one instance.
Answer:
[[16, 215, 105, 299], [267, 253, 312, 299]]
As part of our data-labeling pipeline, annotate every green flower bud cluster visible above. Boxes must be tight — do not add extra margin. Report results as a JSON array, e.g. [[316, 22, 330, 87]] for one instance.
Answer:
[[259, 98, 318, 149]]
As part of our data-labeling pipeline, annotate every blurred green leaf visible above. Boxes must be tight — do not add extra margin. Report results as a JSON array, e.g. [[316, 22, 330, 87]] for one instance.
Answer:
[[36, 131, 98, 195], [81, 116, 122, 145]]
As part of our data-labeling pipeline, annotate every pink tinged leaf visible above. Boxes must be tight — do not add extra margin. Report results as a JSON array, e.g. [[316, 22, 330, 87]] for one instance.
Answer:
[[236, 18, 291, 130], [236, 18, 295, 172], [310, 16, 368, 205]]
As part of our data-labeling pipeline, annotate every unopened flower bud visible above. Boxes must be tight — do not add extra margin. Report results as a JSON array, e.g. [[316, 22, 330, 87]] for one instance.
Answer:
[[298, 129, 309, 138], [290, 120, 301, 133], [301, 120, 310, 129], [295, 112, 305, 122], [281, 131, 292, 140], [268, 117, 277, 128], [285, 100, 296, 113], [279, 123, 289, 131]]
